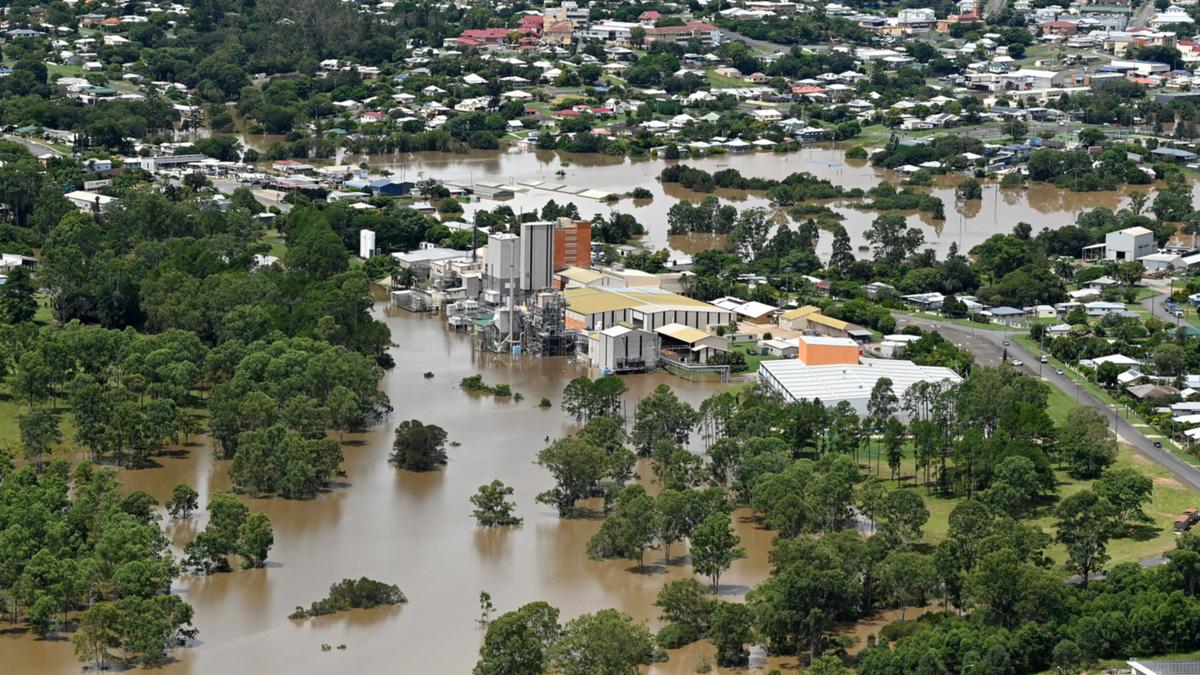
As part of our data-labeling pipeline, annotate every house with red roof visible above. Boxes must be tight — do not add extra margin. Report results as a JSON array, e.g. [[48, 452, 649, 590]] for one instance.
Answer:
[[638, 10, 662, 25], [791, 85, 825, 97], [1043, 20, 1078, 36], [936, 12, 980, 32], [456, 27, 512, 48], [518, 14, 544, 36]]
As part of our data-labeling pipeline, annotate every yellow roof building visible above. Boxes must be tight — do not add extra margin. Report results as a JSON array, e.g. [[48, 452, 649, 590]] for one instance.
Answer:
[[779, 305, 822, 321]]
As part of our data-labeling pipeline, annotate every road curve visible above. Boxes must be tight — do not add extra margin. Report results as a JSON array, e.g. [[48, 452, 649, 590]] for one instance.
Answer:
[[894, 313, 1200, 492]]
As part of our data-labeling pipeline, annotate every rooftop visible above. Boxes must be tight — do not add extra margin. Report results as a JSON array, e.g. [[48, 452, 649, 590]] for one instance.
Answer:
[[564, 286, 716, 315], [759, 358, 962, 406], [798, 335, 859, 347], [655, 323, 712, 344]]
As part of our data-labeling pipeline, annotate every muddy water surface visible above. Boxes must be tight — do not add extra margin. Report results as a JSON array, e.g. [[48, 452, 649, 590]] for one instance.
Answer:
[[368, 147, 1146, 258], [1, 306, 783, 674]]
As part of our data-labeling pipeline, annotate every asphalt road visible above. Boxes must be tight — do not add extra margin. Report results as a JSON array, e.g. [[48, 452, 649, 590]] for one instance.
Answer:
[[720, 27, 827, 55], [983, 0, 1006, 19], [894, 313, 1200, 492], [1131, 0, 1155, 28], [3, 134, 64, 158]]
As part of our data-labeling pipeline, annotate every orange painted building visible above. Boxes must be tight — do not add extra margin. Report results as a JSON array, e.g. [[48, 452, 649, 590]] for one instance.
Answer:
[[553, 219, 591, 270], [797, 335, 861, 366]]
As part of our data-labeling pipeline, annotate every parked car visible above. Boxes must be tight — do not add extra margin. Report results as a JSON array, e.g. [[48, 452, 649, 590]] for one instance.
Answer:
[[1175, 508, 1200, 533], [1039, 355, 1047, 363], [1011, 360, 1023, 367]]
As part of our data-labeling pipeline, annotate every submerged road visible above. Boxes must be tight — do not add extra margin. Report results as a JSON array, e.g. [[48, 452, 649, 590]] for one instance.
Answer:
[[894, 313, 1200, 492]]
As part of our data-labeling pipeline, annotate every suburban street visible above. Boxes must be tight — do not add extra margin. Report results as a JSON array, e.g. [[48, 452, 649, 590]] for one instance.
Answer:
[[720, 26, 826, 55], [893, 313, 1200, 492], [3, 134, 64, 158], [1131, 0, 1156, 28]]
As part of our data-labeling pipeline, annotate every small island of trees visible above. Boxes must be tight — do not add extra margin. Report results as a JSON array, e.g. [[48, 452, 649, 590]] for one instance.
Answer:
[[289, 577, 407, 619]]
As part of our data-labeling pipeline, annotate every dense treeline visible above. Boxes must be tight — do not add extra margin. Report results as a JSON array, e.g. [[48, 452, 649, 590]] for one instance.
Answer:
[[0, 457, 195, 669], [532, 365, 1181, 671], [659, 164, 850, 203]]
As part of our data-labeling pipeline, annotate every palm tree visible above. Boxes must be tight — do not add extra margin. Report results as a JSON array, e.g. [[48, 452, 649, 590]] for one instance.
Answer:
[[396, 266, 417, 289], [1053, 257, 1076, 281]]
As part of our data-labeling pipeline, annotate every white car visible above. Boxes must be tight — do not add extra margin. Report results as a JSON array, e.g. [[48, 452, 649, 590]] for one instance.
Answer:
[[1011, 360, 1023, 367]]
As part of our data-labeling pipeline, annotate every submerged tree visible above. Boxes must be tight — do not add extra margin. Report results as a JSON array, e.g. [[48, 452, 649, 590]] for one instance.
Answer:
[[390, 419, 449, 471], [691, 511, 744, 593], [631, 384, 698, 455], [470, 480, 522, 526], [167, 483, 200, 519]]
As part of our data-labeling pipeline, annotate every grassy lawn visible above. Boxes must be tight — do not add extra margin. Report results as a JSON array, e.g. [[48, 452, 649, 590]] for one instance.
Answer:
[[706, 71, 748, 89], [895, 310, 1013, 332], [730, 341, 779, 373], [33, 294, 54, 324], [263, 228, 288, 259], [47, 63, 86, 78], [867, 433, 1197, 570], [0, 394, 82, 454]]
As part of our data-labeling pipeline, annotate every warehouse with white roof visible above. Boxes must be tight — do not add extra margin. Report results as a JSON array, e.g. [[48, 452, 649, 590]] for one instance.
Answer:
[[757, 358, 962, 415]]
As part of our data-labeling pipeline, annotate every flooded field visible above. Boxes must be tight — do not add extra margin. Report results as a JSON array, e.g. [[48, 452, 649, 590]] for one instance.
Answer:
[[368, 146, 1147, 258], [1, 306, 783, 674]]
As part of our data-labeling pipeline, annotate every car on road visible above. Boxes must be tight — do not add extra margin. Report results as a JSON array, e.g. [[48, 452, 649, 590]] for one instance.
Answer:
[[1056, 368, 1064, 375], [1002, 340, 1010, 346], [1039, 355, 1047, 363], [1011, 360, 1023, 367]]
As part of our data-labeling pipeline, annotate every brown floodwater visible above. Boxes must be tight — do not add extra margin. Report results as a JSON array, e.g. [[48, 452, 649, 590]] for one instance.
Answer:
[[1, 306, 788, 674], [365, 146, 1156, 259]]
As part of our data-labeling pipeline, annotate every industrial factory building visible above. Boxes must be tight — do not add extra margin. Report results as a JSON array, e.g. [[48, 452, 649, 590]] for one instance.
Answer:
[[588, 325, 658, 374], [757, 358, 962, 414], [563, 287, 735, 332]]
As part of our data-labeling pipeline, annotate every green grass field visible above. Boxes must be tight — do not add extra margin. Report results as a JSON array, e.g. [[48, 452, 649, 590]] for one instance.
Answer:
[[730, 341, 779, 373], [706, 71, 747, 89], [263, 228, 288, 259], [866, 428, 1197, 570]]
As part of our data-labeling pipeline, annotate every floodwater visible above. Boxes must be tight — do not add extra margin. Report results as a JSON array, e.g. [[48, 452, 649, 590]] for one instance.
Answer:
[[367, 147, 1149, 258], [1, 306, 789, 674]]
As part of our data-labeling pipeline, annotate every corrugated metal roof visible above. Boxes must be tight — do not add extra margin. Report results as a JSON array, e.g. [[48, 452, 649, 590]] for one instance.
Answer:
[[564, 287, 717, 315], [799, 335, 858, 347], [655, 323, 711, 344], [558, 266, 604, 284], [807, 313, 849, 330], [780, 305, 821, 320], [759, 358, 961, 406]]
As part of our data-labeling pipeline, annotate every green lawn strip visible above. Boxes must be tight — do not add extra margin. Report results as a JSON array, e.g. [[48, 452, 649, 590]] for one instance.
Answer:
[[262, 227, 288, 259], [894, 310, 1012, 331]]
